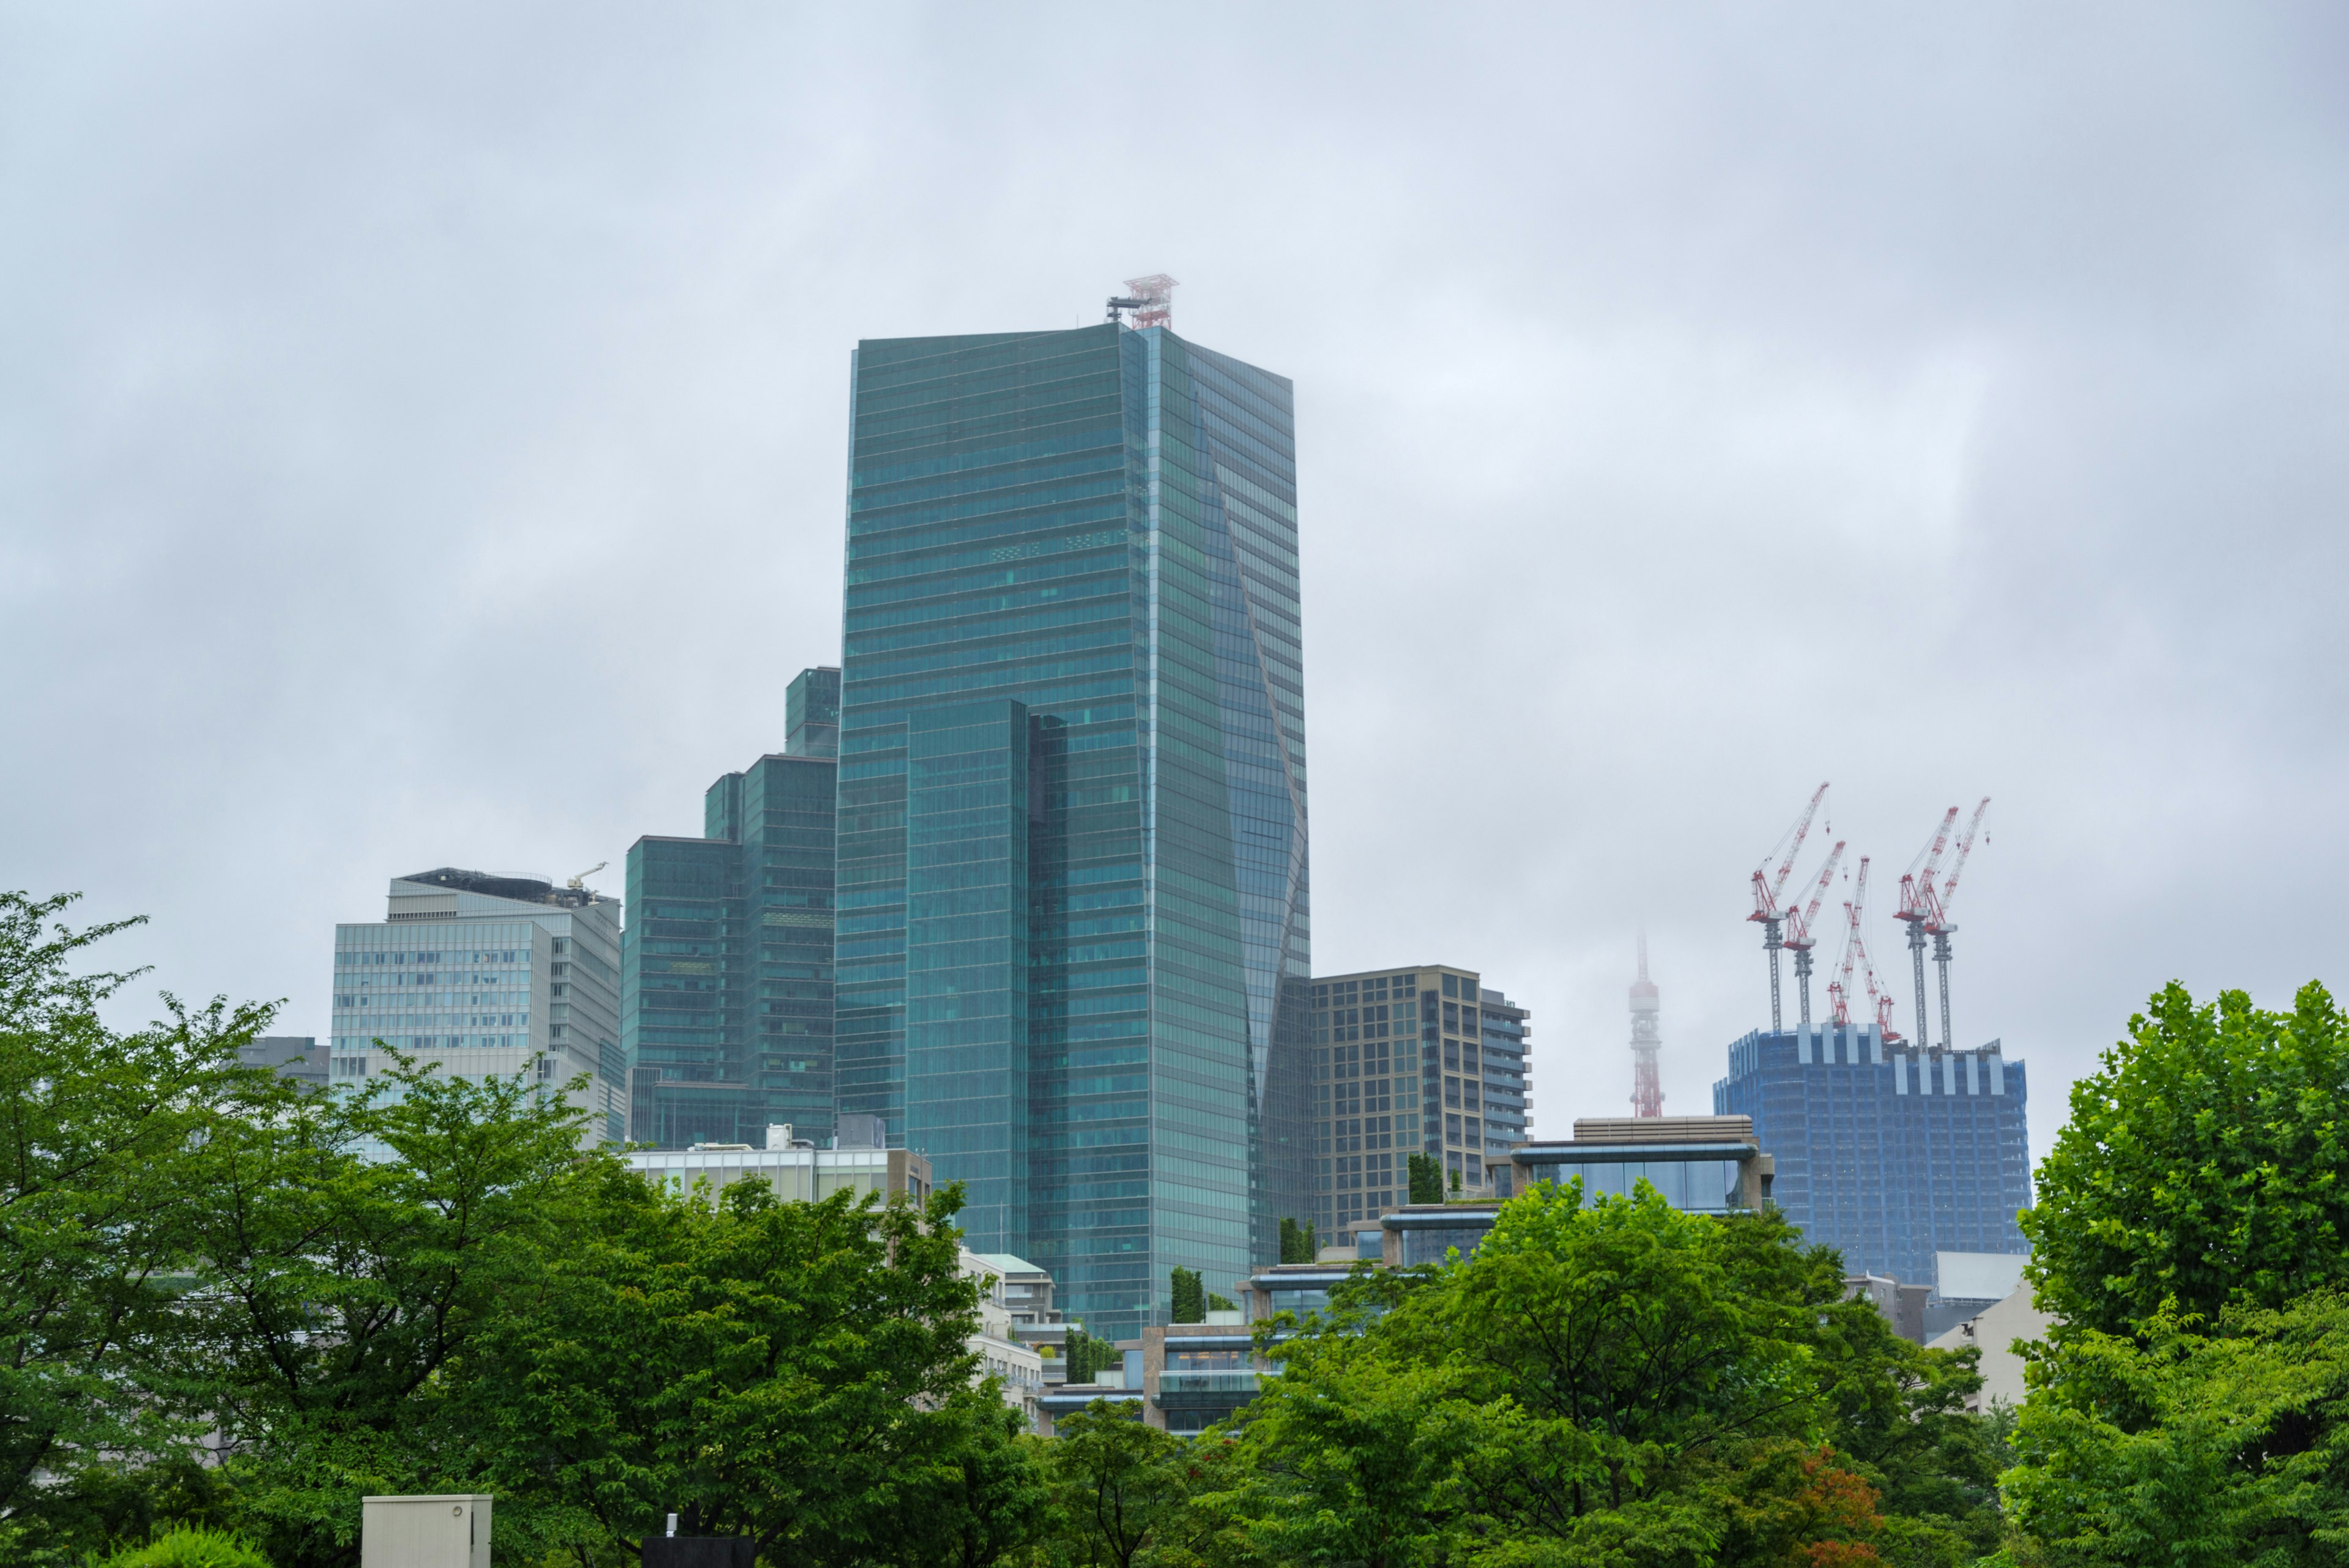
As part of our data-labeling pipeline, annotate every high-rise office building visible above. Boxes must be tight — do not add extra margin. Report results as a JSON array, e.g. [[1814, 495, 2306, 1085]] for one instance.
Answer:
[[1712, 1024, 2031, 1285], [834, 318, 1308, 1336], [329, 868, 626, 1143], [621, 667, 840, 1148], [1306, 965, 1532, 1232]]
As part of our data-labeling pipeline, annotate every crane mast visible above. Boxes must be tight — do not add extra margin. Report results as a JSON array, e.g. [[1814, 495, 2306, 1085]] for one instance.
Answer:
[[1894, 807, 1959, 1052], [1783, 839, 1846, 1027], [1923, 797, 1990, 1049], [1748, 782, 1829, 1035]]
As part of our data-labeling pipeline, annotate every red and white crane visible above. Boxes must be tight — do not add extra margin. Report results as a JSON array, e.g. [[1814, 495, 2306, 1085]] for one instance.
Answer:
[[1893, 807, 1961, 1050], [1748, 782, 1829, 1035], [1827, 855, 1869, 1031], [1919, 797, 1990, 1050], [1783, 839, 1846, 1029]]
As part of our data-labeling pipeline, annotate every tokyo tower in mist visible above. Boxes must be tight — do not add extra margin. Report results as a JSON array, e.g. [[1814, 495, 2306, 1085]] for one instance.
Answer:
[[1631, 935, 1664, 1117]]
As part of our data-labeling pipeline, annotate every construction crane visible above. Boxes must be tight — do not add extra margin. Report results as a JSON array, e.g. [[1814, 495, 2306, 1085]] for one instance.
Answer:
[[1748, 782, 1830, 1035], [1827, 854, 1869, 1031], [1894, 808, 1961, 1052], [1783, 839, 1847, 1027], [567, 861, 607, 891], [1859, 932, 1903, 1043], [1920, 798, 1991, 1050]]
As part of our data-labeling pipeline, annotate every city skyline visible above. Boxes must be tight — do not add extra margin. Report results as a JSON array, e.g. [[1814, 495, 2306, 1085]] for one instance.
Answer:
[[9, 8, 2348, 1174]]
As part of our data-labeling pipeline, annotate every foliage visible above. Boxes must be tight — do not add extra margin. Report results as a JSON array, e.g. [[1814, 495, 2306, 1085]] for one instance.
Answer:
[[1037, 1403, 1208, 1568], [97, 1526, 273, 1568], [1207, 1180, 1997, 1567], [2002, 981, 2349, 1566], [1207, 1293, 1238, 1315], [2002, 1291, 2349, 1567], [1277, 1217, 1318, 1264], [1066, 1329, 1121, 1385], [0, 891, 280, 1564], [158, 1051, 598, 1567], [2020, 981, 2349, 1339], [461, 1165, 995, 1563], [1408, 1152, 1445, 1205], [1171, 1266, 1206, 1325]]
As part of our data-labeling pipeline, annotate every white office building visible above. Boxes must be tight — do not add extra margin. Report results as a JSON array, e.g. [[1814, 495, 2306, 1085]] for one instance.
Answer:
[[330, 868, 626, 1144]]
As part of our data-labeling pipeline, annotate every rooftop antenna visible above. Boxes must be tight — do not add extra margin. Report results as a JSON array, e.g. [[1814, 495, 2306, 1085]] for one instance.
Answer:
[[1108, 273, 1178, 330], [1630, 933, 1664, 1117]]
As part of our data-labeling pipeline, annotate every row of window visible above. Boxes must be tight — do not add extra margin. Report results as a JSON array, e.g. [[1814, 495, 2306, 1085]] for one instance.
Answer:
[[340, 949, 524, 966]]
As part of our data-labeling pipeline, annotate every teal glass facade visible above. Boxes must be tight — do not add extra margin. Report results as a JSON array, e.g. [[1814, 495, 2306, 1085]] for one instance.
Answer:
[[837, 324, 1308, 1336], [622, 667, 840, 1147]]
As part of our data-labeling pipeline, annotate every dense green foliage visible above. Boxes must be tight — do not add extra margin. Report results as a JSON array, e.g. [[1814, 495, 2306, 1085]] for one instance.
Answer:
[[1170, 1267, 1206, 1325], [2003, 982, 2349, 1564], [1408, 1153, 1445, 1205], [98, 1527, 273, 1568], [2021, 981, 2349, 1337], [1278, 1217, 1318, 1263]]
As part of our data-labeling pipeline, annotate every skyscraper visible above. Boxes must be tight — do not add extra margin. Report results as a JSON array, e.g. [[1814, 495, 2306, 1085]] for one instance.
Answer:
[[1713, 1024, 2031, 1285], [621, 667, 840, 1148], [329, 868, 626, 1143], [1305, 964, 1532, 1231], [835, 314, 1308, 1335]]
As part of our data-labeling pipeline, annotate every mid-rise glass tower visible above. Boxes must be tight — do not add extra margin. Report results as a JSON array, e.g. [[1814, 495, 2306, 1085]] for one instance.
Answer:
[[836, 322, 1308, 1334], [621, 667, 840, 1147]]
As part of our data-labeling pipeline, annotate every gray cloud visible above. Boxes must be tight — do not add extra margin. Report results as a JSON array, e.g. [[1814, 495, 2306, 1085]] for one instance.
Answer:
[[5, 2, 2345, 1162]]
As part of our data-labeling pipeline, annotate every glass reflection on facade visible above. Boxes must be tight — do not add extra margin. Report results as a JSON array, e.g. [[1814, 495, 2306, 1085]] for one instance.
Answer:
[[836, 324, 1308, 1337], [1551, 1158, 1742, 1213], [621, 667, 840, 1148]]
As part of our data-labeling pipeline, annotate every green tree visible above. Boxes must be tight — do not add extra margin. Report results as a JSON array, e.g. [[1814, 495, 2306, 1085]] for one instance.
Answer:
[[1040, 1403, 1200, 1568], [1278, 1217, 1312, 1265], [2003, 1293, 2349, 1567], [1065, 1329, 1119, 1384], [163, 1051, 602, 1567], [1170, 1267, 1205, 1325], [1408, 1153, 1444, 1205], [2021, 981, 2349, 1338], [2001, 982, 2349, 1566], [1206, 1293, 1237, 1315], [0, 891, 279, 1564], [463, 1169, 996, 1564]]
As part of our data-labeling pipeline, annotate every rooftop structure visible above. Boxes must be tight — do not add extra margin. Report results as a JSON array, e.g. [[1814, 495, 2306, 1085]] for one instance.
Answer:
[[622, 1123, 932, 1205]]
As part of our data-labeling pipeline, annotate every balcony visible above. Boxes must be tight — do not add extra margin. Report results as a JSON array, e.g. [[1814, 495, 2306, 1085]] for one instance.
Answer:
[[1157, 1370, 1260, 1395]]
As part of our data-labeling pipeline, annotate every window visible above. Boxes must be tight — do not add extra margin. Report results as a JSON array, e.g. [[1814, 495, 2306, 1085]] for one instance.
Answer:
[[1461, 978, 1479, 1001], [1444, 1041, 1460, 1071], [1445, 1077, 1461, 1107], [1442, 975, 1459, 998]]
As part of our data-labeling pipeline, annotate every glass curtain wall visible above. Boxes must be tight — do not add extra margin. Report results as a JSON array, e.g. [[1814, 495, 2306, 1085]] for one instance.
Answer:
[[837, 323, 1307, 1336]]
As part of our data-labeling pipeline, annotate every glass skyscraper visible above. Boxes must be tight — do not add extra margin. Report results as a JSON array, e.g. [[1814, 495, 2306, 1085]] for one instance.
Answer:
[[621, 667, 839, 1148], [835, 322, 1308, 1336], [1713, 1025, 2032, 1286]]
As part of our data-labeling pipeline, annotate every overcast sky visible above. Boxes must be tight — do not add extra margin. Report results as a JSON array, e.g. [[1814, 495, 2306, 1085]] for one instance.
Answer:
[[6, 4, 2345, 1164]]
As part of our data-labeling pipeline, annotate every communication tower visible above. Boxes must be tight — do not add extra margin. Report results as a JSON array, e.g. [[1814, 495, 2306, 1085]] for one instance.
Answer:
[[1630, 934, 1664, 1117], [1108, 274, 1179, 329]]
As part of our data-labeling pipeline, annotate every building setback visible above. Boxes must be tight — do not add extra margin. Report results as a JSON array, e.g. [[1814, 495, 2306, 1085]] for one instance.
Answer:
[[1712, 1024, 2032, 1286], [330, 868, 626, 1143], [834, 321, 1309, 1337], [622, 667, 840, 1148], [1306, 965, 1532, 1233]]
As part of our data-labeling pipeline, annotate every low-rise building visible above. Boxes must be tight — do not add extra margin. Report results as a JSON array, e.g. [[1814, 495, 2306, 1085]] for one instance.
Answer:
[[962, 1251, 1047, 1430], [1510, 1115, 1773, 1211], [1927, 1280, 2054, 1410], [623, 1123, 932, 1204]]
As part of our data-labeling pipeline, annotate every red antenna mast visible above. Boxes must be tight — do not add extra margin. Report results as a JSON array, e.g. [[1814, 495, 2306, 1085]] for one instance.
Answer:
[[1783, 839, 1846, 1028], [1108, 273, 1178, 330], [1629, 934, 1663, 1117], [1748, 782, 1829, 1035]]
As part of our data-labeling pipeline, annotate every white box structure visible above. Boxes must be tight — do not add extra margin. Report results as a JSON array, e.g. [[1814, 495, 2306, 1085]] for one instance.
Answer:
[[361, 1495, 492, 1568]]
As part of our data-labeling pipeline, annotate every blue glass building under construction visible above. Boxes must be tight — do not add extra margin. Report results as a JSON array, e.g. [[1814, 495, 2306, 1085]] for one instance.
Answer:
[[1713, 1024, 2031, 1287], [834, 321, 1311, 1337]]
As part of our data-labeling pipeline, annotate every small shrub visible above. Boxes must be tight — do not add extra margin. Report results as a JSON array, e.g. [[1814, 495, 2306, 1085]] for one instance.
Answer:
[[99, 1526, 271, 1568]]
